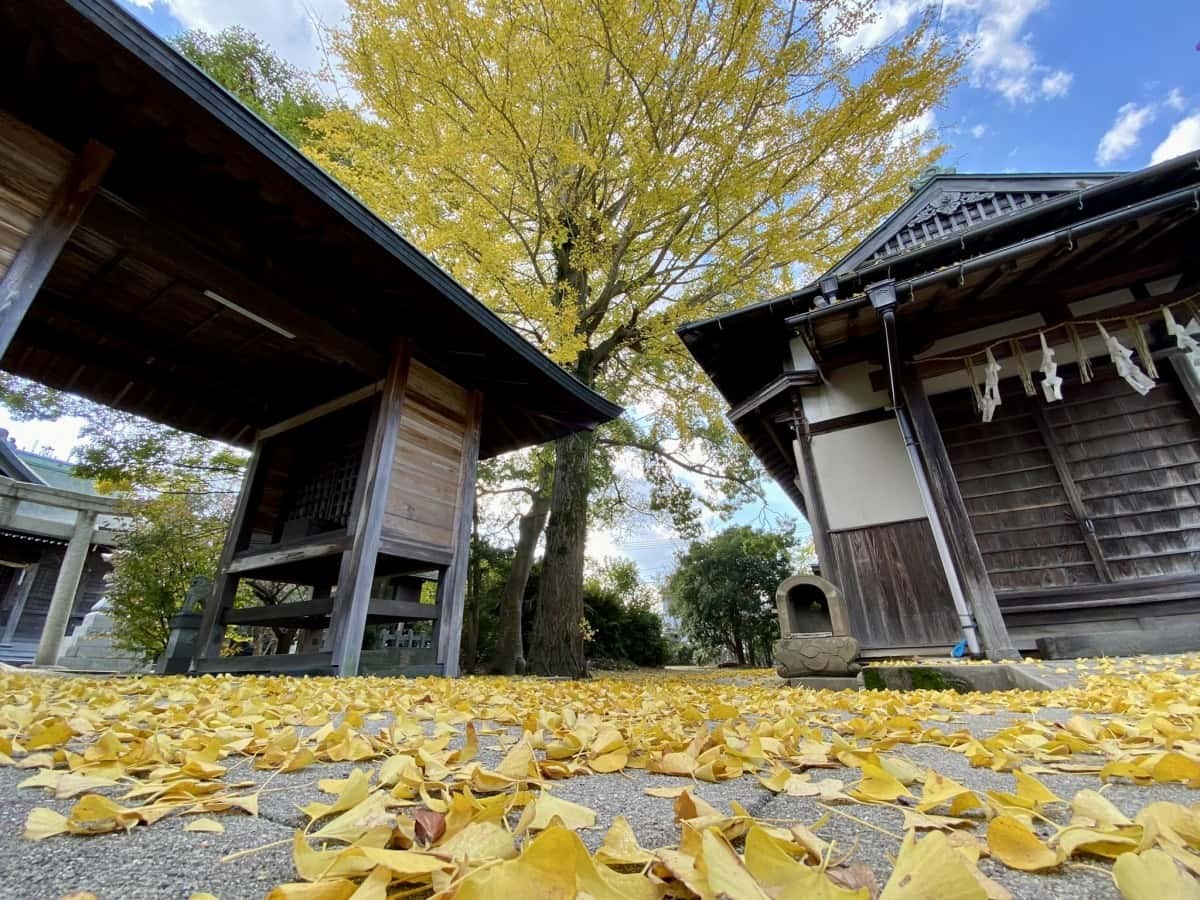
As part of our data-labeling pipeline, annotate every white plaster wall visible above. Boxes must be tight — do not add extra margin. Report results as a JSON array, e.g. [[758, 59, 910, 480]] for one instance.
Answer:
[[810, 419, 926, 531], [801, 362, 889, 424], [915, 314, 1046, 360]]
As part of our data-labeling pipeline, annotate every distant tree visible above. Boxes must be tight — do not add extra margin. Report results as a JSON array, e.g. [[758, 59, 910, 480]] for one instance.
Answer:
[[107, 492, 227, 662], [171, 26, 330, 146], [583, 559, 667, 668], [665, 526, 796, 666]]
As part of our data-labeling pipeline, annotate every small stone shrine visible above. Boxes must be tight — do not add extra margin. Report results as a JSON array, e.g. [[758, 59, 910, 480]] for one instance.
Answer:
[[773, 573, 860, 679]]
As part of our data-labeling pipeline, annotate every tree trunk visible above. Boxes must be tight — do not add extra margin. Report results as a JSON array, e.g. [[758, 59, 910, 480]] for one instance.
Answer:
[[528, 428, 593, 677], [489, 491, 550, 675]]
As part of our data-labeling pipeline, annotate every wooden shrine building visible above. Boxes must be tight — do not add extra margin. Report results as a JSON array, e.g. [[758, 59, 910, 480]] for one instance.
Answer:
[[681, 161, 1200, 659], [0, 0, 621, 676]]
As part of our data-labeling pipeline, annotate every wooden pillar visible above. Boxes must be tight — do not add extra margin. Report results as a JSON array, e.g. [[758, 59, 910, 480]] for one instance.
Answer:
[[0, 140, 113, 359], [327, 342, 412, 676], [34, 509, 96, 665], [193, 440, 265, 666], [0, 561, 38, 644], [899, 369, 1019, 660], [790, 424, 838, 586], [436, 390, 484, 677], [1168, 352, 1200, 420]]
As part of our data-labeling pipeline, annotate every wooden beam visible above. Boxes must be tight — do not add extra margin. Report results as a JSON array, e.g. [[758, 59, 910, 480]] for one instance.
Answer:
[[80, 193, 385, 378], [377, 535, 454, 567], [899, 367, 1020, 660], [225, 532, 351, 574], [0, 140, 113, 359], [193, 439, 265, 666], [223, 597, 333, 626], [436, 390, 484, 677], [193, 651, 333, 674], [327, 341, 412, 676], [1027, 401, 1114, 583], [256, 381, 384, 441]]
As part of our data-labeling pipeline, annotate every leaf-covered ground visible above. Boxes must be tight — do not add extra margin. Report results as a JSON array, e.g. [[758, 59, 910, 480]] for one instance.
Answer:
[[3, 657, 1200, 899]]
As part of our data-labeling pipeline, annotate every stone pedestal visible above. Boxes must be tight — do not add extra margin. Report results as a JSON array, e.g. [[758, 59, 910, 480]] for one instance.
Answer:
[[156, 575, 209, 674], [55, 599, 147, 674], [773, 633, 861, 677]]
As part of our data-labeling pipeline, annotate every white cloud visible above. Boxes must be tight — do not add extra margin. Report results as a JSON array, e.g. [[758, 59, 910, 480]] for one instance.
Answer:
[[1095, 102, 1156, 166], [1166, 88, 1188, 111], [970, 123, 987, 139], [835, 0, 1072, 105], [1040, 70, 1072, 99], [1150, 114, 1200, 165], [125, 0, 347, 75]]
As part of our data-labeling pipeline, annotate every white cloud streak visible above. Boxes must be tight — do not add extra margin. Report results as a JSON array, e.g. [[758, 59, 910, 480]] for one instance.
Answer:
[[1095, 102, 1156, 166], [1150, 114, 1200, 165], [835, 0, 1073, 105]]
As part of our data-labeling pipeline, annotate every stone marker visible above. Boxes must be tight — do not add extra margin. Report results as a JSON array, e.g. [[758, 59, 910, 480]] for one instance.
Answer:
[[772, 572, 861, 680], [156, 575, 209, 674]]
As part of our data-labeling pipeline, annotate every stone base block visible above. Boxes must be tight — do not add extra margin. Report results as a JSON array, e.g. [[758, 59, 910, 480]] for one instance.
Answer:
[[774, 634, 860, 677], [862, 663, 1052, 693], [784, 674, 863, 691], [1036, 628, 1200, 660]]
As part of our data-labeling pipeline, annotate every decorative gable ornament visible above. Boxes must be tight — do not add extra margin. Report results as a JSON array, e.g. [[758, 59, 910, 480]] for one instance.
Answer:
[[1038, 332, 1062, 402], [1097, 322, 1155, 396], [906, 191, 996, 227]]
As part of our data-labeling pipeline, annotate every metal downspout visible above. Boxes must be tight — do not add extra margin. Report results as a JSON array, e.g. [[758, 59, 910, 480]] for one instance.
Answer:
[[878, 303, 982, 656]]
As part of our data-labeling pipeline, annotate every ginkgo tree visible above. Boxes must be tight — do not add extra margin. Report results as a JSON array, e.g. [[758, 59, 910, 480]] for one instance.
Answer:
[[312, 0, 964, 676], [309, 0, 963, 676]]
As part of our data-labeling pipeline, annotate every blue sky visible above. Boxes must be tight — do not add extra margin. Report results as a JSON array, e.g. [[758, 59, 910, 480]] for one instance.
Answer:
[[8, 0, 1200, 582]]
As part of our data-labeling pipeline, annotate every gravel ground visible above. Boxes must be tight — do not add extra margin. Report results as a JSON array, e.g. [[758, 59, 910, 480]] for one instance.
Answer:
[[0, 670, 1196, 899]]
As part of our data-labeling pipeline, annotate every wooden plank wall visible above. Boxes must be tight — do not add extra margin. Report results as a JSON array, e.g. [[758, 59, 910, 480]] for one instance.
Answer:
[[933, 378, 1098, 592], [383, 361, 470, 550], [827, 518, 961, 649], [932, 361, 1200, 601], [0, 112, 72, 280], [1051, 368, 1200, 580]]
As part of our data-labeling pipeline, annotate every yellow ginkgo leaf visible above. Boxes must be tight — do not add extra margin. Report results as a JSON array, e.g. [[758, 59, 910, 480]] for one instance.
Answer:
[[1071, 789, 1132, 829], [595, 816, 654, 866], [1113, 849, 1200, 900], [880, 830, 986, 900], [519, 792, 597, 832], [851, 763, 910, 803], [1013, 770, 1063, 812], [697, 827, 770, 900], [1057, 826, 1139, 860], [23, 807, 69, 841], [986, 815, 1061, 872], [184, 817, 225, 834], [265, 880, 358, 900]]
